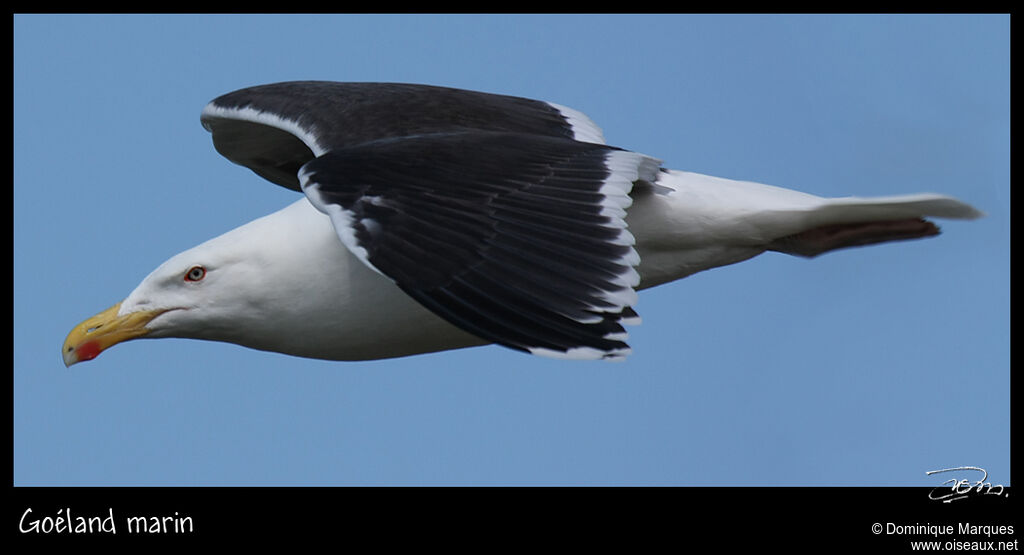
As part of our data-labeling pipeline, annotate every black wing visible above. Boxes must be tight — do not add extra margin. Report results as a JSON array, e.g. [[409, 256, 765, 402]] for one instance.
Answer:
[[200, 81, 605, 191], [301, 132, 659, 359], [201, 82, 659, 359]]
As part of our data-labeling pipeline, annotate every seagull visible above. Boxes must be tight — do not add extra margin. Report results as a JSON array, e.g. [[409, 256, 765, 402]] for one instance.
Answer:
[[62, 81, 983, 366]]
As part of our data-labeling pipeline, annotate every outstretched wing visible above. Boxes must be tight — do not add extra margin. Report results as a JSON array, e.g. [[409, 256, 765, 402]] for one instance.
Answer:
[[200, 81, 606, 190], [200, 81, 658, 359]]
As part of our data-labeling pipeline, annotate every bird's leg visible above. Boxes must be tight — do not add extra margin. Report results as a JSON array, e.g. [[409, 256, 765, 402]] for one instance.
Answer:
[[767, 218, 941, 258]]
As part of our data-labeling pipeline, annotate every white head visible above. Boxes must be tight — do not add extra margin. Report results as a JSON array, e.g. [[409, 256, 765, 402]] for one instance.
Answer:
[[62, 199, 329, 366]]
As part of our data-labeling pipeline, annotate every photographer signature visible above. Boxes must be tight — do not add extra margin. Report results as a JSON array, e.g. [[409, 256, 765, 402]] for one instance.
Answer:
[[926, 466, 1006, 503]]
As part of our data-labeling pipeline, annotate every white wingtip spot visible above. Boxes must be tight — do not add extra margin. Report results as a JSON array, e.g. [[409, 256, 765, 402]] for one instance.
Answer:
[[529, 345, 632, 361]]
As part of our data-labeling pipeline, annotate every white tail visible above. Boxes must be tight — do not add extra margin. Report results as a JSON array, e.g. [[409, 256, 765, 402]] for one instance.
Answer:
[[776, 193, 982, 227], [629, 170, 984, 285]]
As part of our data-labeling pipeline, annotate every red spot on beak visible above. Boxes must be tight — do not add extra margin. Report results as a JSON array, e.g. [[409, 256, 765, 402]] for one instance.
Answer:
[[76, 340, 102, 362]]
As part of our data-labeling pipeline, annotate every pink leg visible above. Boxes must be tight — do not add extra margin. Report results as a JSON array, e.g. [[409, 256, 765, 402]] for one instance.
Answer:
[[768, 218, 941, 258]]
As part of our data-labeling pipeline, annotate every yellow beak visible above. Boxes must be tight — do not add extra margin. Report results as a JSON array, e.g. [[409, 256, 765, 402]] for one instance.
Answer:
[[62, 302, 170, 367]]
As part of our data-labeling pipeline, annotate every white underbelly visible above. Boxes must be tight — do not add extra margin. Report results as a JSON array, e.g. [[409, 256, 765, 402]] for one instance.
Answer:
[[248, 216, 487, 360]]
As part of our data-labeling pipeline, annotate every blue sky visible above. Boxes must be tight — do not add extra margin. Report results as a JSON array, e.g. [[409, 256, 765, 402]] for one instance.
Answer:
[[14, 14, 1009, 486]]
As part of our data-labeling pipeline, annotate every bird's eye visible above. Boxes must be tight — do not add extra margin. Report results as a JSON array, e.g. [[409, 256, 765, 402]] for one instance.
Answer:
[[184, 266, 206, 282]]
